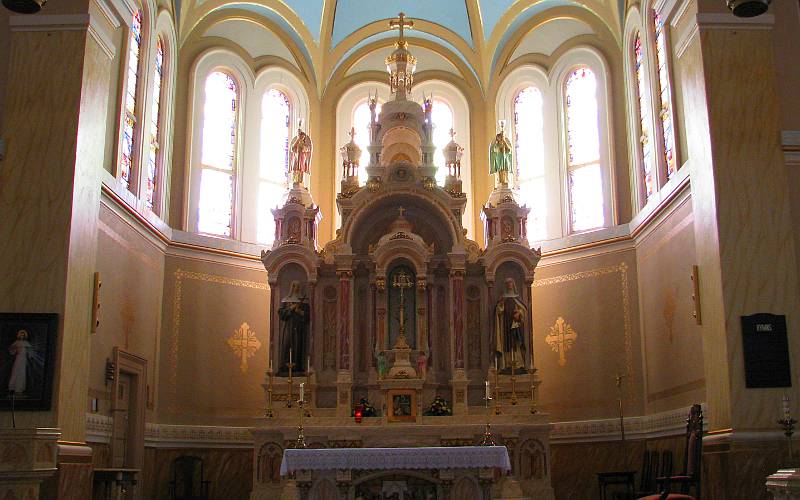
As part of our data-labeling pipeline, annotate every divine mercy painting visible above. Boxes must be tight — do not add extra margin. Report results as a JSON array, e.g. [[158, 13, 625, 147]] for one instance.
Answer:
[[0, 313, 57, 410]]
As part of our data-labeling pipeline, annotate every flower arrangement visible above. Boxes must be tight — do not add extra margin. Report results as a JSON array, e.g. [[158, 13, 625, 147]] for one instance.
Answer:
[[353, 397, 378, 417], [423, 396, 452, 416]]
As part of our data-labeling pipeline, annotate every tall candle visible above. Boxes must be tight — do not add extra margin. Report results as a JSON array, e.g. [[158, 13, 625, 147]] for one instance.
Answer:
[[783, 395, 790, 418], [269, 357, 272, 372], [485, 380, 491, 400], [494, 357, 498, 372], [289, 348, 293, 365], [300, 382, 305, 402], [307, 356, 311, 373]]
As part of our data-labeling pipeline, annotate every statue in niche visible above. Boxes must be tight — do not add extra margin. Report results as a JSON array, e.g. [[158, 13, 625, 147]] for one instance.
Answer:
[[289, 122, 313, 186], [377, 352, 388, 379], [278, 281, 310, 374], [489, 120, 513, 187], [494, 278, 527, 373], [416, 351, 427, 378]]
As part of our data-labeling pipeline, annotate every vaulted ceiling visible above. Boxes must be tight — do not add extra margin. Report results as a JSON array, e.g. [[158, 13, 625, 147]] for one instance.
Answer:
[[181, 0, 623, 96]]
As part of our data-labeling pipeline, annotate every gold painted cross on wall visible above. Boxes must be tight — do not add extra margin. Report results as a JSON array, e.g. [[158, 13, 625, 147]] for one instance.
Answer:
[[545, 317, 578, 367], [228, 322, 262, 373]]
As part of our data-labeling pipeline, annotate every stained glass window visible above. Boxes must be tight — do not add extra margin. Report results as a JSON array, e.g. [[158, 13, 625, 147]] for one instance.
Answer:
[[197, 71, 238, 237], [634, 32, 655, 201], [431, 99, 454, 186], [353, 100, 381, 184], [145, 36, 164, 211], [119, 9, 143, 190], [565, 66, 605, 232], [654, 10, 677, 178], [257, 89, 291, 244], [514, 86, 546, 241]]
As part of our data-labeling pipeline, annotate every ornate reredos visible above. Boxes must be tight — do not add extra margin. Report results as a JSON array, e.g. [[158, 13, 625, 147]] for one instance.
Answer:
[[326, 22, 478, 263]]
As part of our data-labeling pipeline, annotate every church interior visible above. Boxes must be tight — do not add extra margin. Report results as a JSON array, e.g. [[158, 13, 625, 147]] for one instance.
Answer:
[[0, 0, 799, 498]]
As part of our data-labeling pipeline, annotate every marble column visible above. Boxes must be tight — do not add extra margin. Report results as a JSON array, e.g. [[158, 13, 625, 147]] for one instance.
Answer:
[[336, 271, 353, 416], [677, 4, 800, 498], [0, 0, 123, 496]]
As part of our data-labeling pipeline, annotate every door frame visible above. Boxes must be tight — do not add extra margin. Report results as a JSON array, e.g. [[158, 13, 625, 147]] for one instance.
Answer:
[[110, 347, 147, 471]]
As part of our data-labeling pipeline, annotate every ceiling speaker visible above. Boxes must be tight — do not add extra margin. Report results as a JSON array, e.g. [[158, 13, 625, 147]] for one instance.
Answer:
[[2, 0, 46, 14], [726, 0, 771, 17]]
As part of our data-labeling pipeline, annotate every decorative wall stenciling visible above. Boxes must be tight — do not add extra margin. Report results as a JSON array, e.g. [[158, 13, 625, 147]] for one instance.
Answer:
[[545, 317, 577, 367], [228, 322, 261, 373]]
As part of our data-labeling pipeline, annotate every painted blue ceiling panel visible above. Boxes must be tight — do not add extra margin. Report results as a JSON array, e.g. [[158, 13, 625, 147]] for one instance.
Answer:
[[479, 0, 517, 39], [215, 3, 314, 78], [283, 0, 324, 43], [329, 30, 478, 86], [331, 0, 473, 49], [490, 0, 580, 74]]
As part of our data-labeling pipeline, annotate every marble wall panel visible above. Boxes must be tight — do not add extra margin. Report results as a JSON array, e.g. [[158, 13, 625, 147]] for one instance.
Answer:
[[142, 447, 253, 500], [91, 202, 165, 420], [636, 197, 706, 414], [532, 249, 643, 421], [158, 255, 270, 424]]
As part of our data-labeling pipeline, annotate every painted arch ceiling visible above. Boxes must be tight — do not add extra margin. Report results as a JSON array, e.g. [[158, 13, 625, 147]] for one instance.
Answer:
[[182, 0, 622, 93]]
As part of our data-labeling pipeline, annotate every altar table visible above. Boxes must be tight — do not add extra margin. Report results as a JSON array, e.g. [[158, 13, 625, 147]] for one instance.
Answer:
[[280, 446, 511, 476]]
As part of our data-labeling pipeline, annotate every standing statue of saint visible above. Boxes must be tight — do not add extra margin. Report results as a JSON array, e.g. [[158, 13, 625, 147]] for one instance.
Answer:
[[278, 281, 310, 374], [289, 123, 313, 186], [494, 278, 527, 372], [489, 120, 513, 187]]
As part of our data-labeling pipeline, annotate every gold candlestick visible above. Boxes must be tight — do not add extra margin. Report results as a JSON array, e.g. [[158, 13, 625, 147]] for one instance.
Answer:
[[295, 397, 307, 448], [480, 389, 495, 446], [493, 367, 502, 415], [510, 351, 518, 406], [529, 367, 540, 414], [266, 368, 274, 418]]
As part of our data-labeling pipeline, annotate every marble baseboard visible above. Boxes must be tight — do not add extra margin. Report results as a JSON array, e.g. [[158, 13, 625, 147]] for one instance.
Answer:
[[142, 447, 253, 500]]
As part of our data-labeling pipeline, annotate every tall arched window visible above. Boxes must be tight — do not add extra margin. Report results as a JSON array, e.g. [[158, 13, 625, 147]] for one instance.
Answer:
[[634, 32, 655, 202], [513, 86, 546, 241], [120, 9, 143, 190], [145, 36, 164, 211], [257, 88, 291, 244], [653, 10, 677, 178], [565, 66, 605, 233], [197, 71, 238, 237], [431, 99, 454, 186]]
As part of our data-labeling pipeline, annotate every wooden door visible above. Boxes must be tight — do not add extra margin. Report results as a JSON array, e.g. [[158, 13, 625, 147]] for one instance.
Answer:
[[112, 373, 132, 468]]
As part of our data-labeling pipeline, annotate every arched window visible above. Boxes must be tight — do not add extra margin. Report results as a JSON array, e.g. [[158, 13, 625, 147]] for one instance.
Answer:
[[119, 9, 143, 190], [633, 32, 655, 202], [653, 10, 677, 178], [197, 71, 238, 237], [564, 66, 605, 233], [431, 99, 454, 186], [257, 88, 291, 244], [352, 100, 379, 185], [513, 86, 546, 241], [145, 36, 165, 211]]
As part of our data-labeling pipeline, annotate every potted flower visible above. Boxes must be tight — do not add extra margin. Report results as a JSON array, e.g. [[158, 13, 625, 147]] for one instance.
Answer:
[[423, 397, 452, 416]]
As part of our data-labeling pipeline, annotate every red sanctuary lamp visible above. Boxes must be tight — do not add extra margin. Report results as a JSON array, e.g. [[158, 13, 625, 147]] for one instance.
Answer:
[[354, 406, 363, 424]]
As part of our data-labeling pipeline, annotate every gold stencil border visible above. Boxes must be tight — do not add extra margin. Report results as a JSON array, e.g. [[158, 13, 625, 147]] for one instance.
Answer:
[[169, 268, 268, 414], [533, 263, 635, 404]]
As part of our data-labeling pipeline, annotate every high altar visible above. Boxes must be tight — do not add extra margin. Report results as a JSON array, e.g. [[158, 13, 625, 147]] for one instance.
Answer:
[[252, 14, 554, 500]]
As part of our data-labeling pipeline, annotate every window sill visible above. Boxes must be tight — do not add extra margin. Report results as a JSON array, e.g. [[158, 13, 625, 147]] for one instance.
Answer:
[[100, 170, 171, 238], [536, 224, 630, 256], [170, 230, 267, 258], [629, 161, 691, 235]]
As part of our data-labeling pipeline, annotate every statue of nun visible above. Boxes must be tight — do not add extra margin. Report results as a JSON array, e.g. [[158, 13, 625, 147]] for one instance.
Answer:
[[494, 278, 527, 372], [278, 281, 310, 374]]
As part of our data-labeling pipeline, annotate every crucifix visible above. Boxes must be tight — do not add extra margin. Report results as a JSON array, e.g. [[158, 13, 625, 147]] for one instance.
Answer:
[[392, 268, 414, 350], [389, 12, 414, 45]]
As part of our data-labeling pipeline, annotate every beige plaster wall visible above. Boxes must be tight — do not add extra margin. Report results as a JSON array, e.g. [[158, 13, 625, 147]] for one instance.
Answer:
[[157, 254, 270, 425], [532, 248, 644, 421], [636, 196, 705, 415]]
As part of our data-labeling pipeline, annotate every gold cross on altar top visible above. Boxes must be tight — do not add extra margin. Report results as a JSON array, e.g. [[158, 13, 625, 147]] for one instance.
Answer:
[[389, 12, 413, 43]]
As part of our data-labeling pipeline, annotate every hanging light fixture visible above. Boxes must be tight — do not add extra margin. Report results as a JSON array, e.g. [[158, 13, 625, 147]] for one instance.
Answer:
[[726, 0, 771, 17], [2, 0, 46, 13]]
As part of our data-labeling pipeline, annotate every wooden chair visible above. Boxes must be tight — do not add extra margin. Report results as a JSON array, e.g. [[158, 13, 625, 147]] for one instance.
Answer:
[[169, 456, 210, 500], [638, 404, 703, 500]]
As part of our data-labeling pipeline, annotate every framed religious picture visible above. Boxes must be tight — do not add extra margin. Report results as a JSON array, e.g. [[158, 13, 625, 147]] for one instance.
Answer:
[[387, 389, 417, 423], [0, 313, 58, 410]]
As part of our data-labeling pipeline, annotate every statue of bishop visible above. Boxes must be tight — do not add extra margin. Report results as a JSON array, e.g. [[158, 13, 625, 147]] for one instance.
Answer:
[[289, 122, 313, 186], [489, 120, 513, 187]]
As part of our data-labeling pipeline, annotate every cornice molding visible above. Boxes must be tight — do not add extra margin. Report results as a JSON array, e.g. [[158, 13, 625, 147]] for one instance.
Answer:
[[696, 12, 775, 30]]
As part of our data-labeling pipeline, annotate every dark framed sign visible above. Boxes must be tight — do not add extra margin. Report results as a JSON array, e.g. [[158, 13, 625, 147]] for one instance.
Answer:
[[0, 313, 58, 410], [741, 313, 791, 388]]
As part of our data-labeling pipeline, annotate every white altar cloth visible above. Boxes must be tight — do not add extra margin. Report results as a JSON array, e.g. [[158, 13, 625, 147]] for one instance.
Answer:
[[280, 446, 511, 476]]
